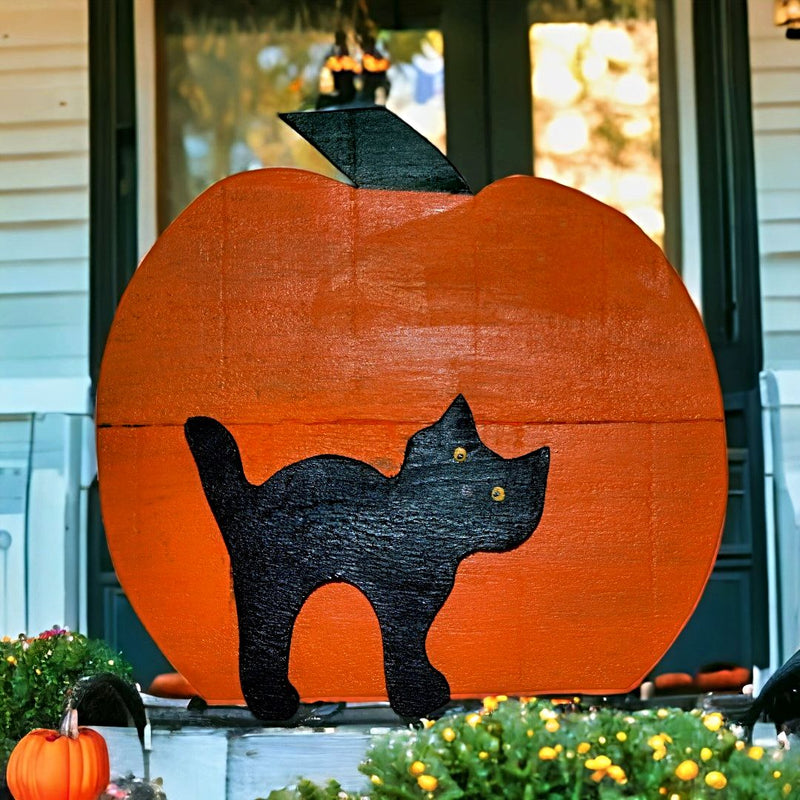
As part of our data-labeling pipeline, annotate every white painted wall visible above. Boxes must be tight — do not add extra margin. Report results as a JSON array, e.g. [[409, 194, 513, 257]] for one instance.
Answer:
[[749, 2, 800, 368]]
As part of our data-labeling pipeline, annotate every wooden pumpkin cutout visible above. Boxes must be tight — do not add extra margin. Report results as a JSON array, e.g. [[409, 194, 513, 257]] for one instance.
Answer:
[[96, 108, 727, 720]]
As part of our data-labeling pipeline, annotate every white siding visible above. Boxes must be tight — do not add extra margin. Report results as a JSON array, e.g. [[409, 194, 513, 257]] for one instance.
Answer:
[[0, 1, 90, 636], [0, 0, 90, 410], [749, 2, 800, 367]]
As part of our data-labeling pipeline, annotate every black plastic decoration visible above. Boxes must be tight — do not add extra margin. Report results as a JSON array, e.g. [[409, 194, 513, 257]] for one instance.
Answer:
[[185, 396, 549, 720], [279, 107, 472, 195]]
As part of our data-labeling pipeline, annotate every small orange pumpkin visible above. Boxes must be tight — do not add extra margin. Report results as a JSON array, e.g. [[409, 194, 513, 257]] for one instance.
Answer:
[[6, 708, 110, 800]]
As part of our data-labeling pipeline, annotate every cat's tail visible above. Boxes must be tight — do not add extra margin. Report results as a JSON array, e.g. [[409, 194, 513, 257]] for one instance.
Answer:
[[184, 416, 252, 540]]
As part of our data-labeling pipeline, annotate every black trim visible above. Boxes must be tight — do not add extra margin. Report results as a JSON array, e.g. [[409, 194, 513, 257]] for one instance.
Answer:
[[89, 0, 139, 389], [694, 0, 763, 387], [692, 0, 767, 667], [88, 0, 138, 643], [442, 0, 531, 191]]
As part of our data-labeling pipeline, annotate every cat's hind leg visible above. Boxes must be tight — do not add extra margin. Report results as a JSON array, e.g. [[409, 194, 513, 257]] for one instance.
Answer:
[[232, 562, 313, 721]]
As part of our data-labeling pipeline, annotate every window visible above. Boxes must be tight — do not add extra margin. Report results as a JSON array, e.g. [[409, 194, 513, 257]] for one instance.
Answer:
[[154, 1, 445, 229], [529, 0, 667, 250]]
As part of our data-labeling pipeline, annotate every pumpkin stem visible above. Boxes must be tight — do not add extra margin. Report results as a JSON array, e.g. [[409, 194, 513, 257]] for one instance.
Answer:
[[279, 107, 473, 195], [59, 707, 80, 739]]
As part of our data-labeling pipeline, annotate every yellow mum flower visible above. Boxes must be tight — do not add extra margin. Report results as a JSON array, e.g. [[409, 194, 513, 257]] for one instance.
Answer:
[[422, 718, 435, 729], [598, 736, 607, 744], [585, 756, 611, 771], [735, 740, 745, 751], [496, 694, 508, 702], [478, 751, 489, 760], [748, 746, 764, 760], [539, 746, 558, 760], [653, 748, 667, 761], [607, 765, 627, 784], [466, 713, 481, 728], [657, 708, 669, 719], [417, 775, 438, 792], [545, 719, 560, 733], [577, 742, 591, 754], [705, 771, 728, 790], [539, 708, 557, 721], [616, 731, 627, 742], [5, 655, 16, 665], [649, 735, 666, 749], [442, 727, 456, 742], [675, 760, 699, 781], [409, 761, 426, 776], [703, 713, 723, 732], [701, 747, 713, 761], [784, 784, 792, 796], [775, 771, 783, 779], [526, 729, 534, 737], [370, 775, 383, 786], [482, 697, 499, 712], [590, 770, 605, 783]]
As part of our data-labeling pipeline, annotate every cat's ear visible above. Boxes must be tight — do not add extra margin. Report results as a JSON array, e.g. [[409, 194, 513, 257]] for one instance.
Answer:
[[438, 394, 475, 428], [517, 446, 551, 480]]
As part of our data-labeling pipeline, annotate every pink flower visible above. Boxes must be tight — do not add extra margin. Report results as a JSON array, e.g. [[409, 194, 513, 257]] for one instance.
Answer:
[[38, 626, 67, 640]]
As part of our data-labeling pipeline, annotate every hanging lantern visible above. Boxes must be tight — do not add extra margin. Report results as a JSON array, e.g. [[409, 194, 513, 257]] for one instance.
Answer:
[[316, 29, 360, 108], [315, 0, 390, 109], [360, 32, 391, 105], [775, 0, 800, 39]]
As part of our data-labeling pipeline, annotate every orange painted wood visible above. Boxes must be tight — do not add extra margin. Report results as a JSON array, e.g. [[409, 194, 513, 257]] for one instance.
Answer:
[[96, 168, 727, 705], [147, 672, 198, 699]]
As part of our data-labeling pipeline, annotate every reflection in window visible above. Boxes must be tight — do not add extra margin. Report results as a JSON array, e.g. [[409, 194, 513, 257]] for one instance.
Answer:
[[156, 3, 445, 229], [529, 1, 663, 247], [384, 31, 446, 155]]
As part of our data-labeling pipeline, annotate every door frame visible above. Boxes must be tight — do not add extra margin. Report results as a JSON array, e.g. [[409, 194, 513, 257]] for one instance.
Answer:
[[89, 0, 767, 680]]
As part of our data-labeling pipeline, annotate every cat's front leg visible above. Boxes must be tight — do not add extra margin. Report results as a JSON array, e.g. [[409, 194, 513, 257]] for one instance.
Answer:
[[370, 588, 451, 718]]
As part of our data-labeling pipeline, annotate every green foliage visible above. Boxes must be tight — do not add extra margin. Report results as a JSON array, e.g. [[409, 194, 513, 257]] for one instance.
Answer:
[[0, 627, 132, 773], [268, 697, 800, 799]]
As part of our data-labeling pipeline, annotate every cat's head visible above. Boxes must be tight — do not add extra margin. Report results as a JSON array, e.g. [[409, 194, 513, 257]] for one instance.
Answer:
[[400, 395, 549, 554]]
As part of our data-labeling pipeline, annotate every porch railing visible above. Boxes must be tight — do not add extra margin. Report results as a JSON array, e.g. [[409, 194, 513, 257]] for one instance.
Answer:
[[0, 413, 94, 638]]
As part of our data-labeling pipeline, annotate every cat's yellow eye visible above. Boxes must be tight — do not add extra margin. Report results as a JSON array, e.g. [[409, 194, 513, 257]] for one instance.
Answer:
[[491, 486, 506, 502], [453, 447, 468, 463]]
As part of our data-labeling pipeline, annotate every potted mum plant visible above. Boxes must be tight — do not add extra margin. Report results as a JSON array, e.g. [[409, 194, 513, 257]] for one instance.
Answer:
[[265, 696, 800, 799], [0, 627, 132, 799]]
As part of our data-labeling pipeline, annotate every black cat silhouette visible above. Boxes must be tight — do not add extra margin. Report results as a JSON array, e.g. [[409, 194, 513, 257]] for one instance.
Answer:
[[184, 395, 549, 720]]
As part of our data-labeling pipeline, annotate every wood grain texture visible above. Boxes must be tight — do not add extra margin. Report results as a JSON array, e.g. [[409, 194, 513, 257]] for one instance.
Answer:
[[96, 168, 726, 706]]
